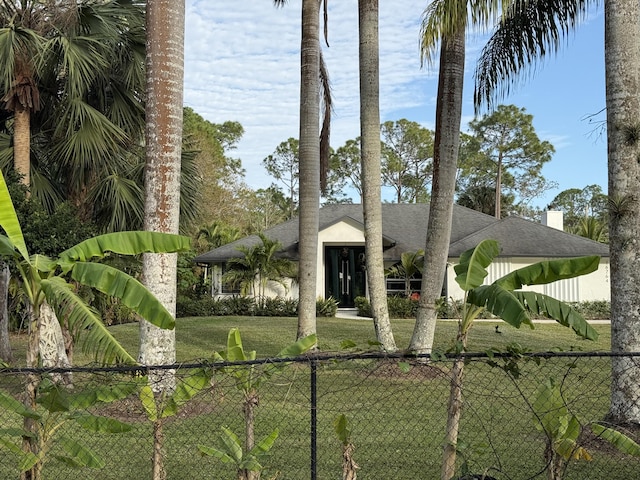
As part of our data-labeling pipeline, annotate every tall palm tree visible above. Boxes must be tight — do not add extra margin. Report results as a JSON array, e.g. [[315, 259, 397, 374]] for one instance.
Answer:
[[139, 0, 185, 478], [472, 0, 640, 426], [358, 0, 396, 351], [274, 0, 332, 342]]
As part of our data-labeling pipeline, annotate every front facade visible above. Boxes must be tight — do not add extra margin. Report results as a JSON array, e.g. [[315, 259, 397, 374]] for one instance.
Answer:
[[195, 204, 611, 305]]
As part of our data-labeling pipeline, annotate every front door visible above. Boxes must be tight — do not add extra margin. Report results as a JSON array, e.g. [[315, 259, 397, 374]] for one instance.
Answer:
[[325, 247, 366, 307]]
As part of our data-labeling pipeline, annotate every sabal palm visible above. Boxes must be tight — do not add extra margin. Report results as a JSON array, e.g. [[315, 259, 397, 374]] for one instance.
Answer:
[[472, 0, 640, 424], [0, 0, 146, 220]]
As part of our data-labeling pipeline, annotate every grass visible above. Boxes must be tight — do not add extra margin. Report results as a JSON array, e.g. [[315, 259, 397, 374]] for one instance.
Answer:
[[0, 316, 625, 480]]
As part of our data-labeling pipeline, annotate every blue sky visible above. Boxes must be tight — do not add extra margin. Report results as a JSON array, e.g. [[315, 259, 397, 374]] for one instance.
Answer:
[[184, 1, 607, 208]]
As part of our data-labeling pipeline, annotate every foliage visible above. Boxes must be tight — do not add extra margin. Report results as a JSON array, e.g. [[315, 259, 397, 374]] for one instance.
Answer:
[[380, 119, 434, 203], [0, 380, 136, 475], [176, 295, 338, 318], [223, 233, 297, 298], [0, 169, 191, 365], [200, 328, 316, 479], [461, 105, 556, 217], [316, 296, 339, 317], [531, 377, 640, 479], [262, 138, 299, 220]]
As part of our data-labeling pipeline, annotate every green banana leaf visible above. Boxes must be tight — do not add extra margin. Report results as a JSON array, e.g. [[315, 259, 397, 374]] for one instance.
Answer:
[[0, 235, 16, 257], [0, 390, 41, 420], [57, 231, 191, 273], [0, 170, 29, 261], [467, 284, 533, 329], [40, 276, 137, 365], [454, 239, 500, 291], [68, 262, 175, 330], [513, 291, 598, 340], [71, 414, 132, 433], [495, 256, 600, 290], [67, 382, 140, 410], [57, 435, 105, 468], [592, 423, 640, 456], [162, 368, 213, 418], [248, 429, 279, 461]]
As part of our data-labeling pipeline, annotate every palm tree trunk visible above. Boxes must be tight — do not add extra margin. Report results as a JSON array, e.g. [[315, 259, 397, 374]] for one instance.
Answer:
[[38, 301, 72, 386], [359, 0, 396, 352], [141, 1, 185, 478], [13, 107, 30, 187], [606, 0, 640, 423], [410, 30, 465, 354], [296, 0, 320, 341]]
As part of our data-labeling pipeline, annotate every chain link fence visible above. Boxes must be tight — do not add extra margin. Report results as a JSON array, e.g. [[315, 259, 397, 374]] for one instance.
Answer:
[[0, 352, 638, 479]]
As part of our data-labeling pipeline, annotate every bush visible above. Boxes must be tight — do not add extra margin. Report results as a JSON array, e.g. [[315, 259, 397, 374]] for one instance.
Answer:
[[386, 295, 418, 318], [316, 297, 338, 317], [354, 296, 371, 317], [254, 297, 298, 317]]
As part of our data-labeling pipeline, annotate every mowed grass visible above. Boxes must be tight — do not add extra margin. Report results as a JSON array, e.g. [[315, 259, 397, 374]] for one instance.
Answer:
[[1, 316, 625, 480]]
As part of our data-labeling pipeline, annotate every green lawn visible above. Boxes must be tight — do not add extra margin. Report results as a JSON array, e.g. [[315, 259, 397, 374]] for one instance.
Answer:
[[1, 316, 626, 480]]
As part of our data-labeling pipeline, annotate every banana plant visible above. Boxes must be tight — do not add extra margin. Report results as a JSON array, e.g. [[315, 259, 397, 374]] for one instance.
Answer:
[[0, 168, 191, 368], [0, 380, 137, 479], [532, 377, 640, 480], [441, 239, 600, 480], [200, 328, 316, 480]]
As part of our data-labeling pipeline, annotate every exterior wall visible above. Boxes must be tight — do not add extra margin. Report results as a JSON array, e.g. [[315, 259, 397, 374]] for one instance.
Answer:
[[446, 257, 611, 303], [316, 220, 366, 299]]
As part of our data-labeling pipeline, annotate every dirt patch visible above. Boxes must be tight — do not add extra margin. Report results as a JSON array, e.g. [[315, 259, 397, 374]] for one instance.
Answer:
[[95, 387, 221, 423]]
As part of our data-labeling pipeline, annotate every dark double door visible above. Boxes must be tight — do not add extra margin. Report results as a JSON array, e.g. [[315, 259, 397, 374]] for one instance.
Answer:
[[325, 246, 366, 307]]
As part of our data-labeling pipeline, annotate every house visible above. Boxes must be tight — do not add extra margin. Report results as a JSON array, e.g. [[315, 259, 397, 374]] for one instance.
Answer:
[[194, 204, 610, 306]]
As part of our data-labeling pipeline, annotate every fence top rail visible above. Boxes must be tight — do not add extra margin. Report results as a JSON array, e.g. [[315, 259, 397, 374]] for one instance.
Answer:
[[0, 350, 637, 375]]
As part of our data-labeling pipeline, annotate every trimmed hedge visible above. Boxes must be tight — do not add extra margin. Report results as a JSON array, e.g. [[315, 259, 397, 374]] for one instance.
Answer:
[[355, 296, 612, 320], [176, 295, 339, 318]]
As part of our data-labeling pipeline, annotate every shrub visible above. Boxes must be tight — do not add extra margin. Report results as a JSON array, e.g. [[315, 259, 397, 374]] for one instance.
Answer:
[[254, 297, 298, 317], [386, 295, 418, 318], [354, 296, 371, 317], [316, 297, 338, 317]]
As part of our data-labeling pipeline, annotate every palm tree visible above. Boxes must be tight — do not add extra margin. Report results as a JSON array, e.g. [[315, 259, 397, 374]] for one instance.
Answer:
[[223, 233, 297, 299], [472, 0, 640, 425], [139, 0, 185, 478], [358, 0, 397, 352], [0, 1, 146, 198], [410, 0, 509, 356]]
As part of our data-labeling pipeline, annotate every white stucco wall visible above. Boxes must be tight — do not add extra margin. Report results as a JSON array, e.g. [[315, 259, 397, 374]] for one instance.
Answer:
[[445, 257, 611, 303]]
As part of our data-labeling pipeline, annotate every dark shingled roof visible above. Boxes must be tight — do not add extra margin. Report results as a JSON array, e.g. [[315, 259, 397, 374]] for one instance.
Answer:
[[194, 203, 609, 264]]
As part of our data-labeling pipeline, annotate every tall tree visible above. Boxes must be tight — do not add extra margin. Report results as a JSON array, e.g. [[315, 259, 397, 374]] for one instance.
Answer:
[[380, 119, 434, 203], [140, 0, 185, 478], [295, 0, 321, 342], [331, 138, 363, 201], [262, 138, 300, 220], [473, 0, 640, 423], [467, 104, 555, 217], [359, 0, 397, 352], [547, 184, 608, 236], [410, 0, 467, 355]]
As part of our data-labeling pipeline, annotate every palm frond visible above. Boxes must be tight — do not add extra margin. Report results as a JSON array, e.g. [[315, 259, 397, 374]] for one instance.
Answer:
[[474, 0, 592, 111], [40, 276, 136, 365]]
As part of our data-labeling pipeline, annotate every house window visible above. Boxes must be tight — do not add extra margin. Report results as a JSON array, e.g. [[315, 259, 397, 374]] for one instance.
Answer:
[[213, 264, 241, 295], [386, 277, 422, 297]]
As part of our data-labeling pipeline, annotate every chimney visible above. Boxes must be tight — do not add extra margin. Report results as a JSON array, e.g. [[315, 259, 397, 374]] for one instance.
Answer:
[[541, 210, 563, 231]]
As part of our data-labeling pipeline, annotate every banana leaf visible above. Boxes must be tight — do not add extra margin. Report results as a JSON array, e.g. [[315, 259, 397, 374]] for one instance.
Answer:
[[495, 256, 600, 290], [0, 170, 29, 261], [454, 239, 500, 291], [57, 231, 191, 272], [68, 262, 175, 330], [41, 276, 137, 365]]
